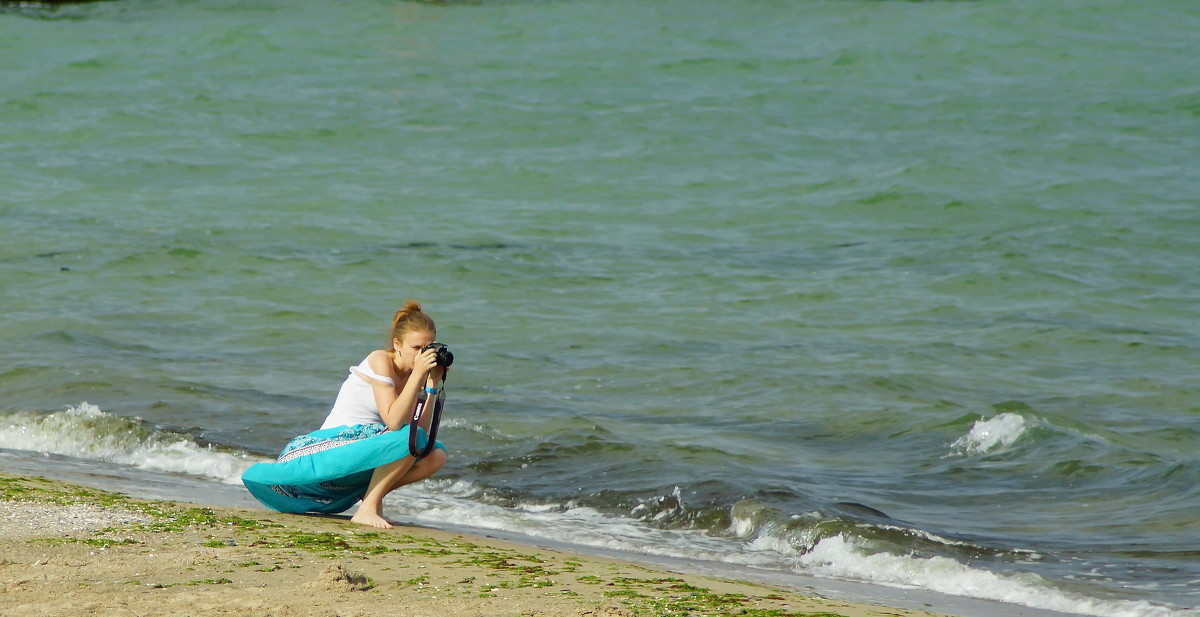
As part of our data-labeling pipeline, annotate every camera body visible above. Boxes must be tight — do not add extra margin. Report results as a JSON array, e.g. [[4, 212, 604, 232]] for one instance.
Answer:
[[421, 342, 454, 368]]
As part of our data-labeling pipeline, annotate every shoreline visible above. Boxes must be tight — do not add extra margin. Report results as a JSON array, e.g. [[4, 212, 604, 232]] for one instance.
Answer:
[[0, 474, 950, 617]]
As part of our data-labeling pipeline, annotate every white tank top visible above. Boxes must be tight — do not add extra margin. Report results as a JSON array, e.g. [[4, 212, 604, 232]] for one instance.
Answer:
[[319, 357, 395, 430]]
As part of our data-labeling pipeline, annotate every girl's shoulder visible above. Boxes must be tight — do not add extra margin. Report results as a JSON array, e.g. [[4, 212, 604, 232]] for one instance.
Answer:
[[360, 350, 397, 382], [363, 349, 392, 368]]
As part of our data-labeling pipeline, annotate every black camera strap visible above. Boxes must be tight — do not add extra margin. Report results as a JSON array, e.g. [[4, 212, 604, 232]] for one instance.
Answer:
[[408, 374, 447, 458]]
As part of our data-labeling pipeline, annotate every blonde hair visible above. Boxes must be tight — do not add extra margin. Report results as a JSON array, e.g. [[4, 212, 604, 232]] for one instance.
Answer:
[[389, 299, 436, 346]]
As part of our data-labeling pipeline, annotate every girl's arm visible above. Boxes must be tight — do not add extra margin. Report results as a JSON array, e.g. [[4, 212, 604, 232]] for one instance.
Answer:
[[417, 366, 445, 433], [366, 349, 441, 431]]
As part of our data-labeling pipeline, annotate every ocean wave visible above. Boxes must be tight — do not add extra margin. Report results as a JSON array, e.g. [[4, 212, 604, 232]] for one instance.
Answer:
[[440, 417, 519, 441], [798, 534, 1181, 617], [950, 412, 1029, 455], [0, 403, 261, 484]]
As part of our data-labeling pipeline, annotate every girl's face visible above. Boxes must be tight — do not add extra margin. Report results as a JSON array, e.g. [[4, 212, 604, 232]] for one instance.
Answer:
[[393, 330, 435, 368]]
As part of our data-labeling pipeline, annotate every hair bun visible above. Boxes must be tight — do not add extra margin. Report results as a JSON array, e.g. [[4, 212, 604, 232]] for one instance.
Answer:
[[389, 299, 436, 345], [396, 299, 422, 317]]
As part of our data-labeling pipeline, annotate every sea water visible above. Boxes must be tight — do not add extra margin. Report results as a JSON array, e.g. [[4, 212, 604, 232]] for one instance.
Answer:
[[1, 1, 1198, 615]]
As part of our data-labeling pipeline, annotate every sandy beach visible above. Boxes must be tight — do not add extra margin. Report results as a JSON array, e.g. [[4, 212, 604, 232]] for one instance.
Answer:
[[0, 474, 948, 617]]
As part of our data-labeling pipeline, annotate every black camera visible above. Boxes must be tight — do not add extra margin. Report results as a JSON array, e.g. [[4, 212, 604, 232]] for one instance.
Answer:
[[422, 342, 454, 368]]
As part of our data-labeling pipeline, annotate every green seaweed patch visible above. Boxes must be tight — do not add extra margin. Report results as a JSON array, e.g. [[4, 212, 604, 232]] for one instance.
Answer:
[[142, 507, 270, 532], [1, 477, 150, 513], [251, 529, 391, 557], [35, 536, 140, 548], [401, 574, 430, 586], [455, 550, 559, 588], [448, 547, 564, 590], [604, 589, 647, 599], [590, 576, 832, 617], [287, 532, 352, 551], [0, 482, 33, 498], [186, 578, 233, 586], [384, 534, 464, 557], [456, 548, 549, 568], [662, 579, 707, 593], [397, 545, 457, 557]]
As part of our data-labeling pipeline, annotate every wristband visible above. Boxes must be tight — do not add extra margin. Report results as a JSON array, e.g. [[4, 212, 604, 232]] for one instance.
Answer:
[[424, 386, 441, 395]]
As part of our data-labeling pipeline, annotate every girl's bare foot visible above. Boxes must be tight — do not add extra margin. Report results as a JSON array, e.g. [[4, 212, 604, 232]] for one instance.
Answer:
[[350, 509, 394, 529]]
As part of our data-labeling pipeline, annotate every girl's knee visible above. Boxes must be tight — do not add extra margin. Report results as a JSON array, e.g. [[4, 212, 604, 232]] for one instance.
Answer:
[[412, 448, 446, 472], [425, 449, 447, 471]]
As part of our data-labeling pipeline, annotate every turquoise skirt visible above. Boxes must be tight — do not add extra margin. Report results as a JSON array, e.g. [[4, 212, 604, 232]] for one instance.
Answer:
[[241, 423, 445, 514]]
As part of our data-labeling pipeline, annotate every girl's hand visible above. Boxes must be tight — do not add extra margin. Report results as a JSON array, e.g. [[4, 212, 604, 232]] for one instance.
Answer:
[[412, 347, 439, 377]]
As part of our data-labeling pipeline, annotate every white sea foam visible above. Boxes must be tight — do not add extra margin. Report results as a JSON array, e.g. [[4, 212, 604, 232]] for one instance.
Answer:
[[798, 534, 1183, 617], [630, 486, 685, 521], [418, 477, 484, 498], [440, 417, 518, 441], [136, 440, 258, 484], [951, 412, 1028, 455], [0, 403, 261, 484], [386, 485, 756, 565]]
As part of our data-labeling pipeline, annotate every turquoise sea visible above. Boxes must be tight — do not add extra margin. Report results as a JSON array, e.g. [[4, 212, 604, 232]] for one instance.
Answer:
[[2, 1, 1198, 615]]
